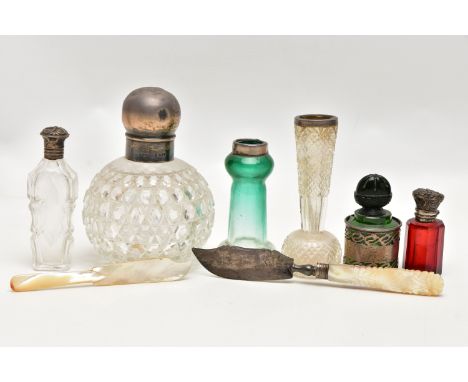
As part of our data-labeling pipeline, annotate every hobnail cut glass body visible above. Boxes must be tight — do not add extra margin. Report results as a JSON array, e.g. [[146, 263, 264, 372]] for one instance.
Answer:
[[83, 157, 214, 269], [28, 158, 78, 271]]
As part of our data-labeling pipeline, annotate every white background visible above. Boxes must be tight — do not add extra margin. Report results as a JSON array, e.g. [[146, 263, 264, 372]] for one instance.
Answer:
[[0, 36, 467, 345]]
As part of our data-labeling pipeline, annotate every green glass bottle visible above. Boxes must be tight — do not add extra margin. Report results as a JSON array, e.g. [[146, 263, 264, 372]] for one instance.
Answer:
[[344, 174, 402, 267], [222, 139, 274, 249]]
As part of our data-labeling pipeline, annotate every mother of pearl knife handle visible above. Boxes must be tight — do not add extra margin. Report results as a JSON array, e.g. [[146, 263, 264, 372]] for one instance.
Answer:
[[10, 271, 101, 292], [10, 258, 190, 292], [324, 264, 444, 296]]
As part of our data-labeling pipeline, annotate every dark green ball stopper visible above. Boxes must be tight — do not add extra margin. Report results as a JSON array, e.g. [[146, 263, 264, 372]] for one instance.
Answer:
[[354, 174, 392, 217]]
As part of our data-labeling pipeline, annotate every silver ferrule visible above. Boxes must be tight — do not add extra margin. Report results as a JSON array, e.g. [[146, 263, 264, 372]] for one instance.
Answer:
[[232, 138, 268, 157], [315, 263, 330, 279], [125, 134, 175, 162], [415, 209, 439, 223]]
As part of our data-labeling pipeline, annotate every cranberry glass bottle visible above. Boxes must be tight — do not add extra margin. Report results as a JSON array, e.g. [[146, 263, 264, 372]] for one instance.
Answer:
[[403, 188, 445, 274]]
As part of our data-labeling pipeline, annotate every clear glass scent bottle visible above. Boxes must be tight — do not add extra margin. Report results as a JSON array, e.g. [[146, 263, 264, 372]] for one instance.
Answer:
[[28, 127, 78, 271], [403, 188, 445, 274], [83, 87, 214, 276], [222, 139, 274, 249]]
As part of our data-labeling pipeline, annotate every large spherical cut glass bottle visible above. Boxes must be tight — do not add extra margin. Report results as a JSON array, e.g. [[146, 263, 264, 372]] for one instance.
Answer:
[[83, 87, 215, 275]]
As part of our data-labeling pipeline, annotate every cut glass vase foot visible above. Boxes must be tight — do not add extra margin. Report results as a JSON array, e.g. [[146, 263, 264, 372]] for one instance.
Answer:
[[282, 229, 341, 277]]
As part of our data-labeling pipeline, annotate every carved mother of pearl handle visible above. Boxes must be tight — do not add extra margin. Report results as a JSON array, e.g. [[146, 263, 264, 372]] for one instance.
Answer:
[[326, 264, 444, 296]]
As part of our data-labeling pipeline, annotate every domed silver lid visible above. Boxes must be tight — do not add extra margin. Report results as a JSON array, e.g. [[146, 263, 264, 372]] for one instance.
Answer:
[[122, 87, 181, 138], [123, 87, 180, 162]]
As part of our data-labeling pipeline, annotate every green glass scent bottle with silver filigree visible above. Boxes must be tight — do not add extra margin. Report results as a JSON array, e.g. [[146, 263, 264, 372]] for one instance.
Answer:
[[344, 174, 401, 267], [83, 87, 214, 277]]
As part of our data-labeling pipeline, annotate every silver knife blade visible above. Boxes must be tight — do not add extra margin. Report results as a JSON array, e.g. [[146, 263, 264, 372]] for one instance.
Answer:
[[192, 246, 294, 281]]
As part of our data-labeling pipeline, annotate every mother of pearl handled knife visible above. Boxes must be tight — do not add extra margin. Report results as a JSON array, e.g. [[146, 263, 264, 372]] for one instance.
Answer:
[[10, 258, 189, 292], [192, 246, 444, 296]]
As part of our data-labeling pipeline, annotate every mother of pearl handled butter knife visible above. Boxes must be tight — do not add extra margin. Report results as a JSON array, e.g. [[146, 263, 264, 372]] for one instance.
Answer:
[[10, 258, 189, 292], [192, 246, 444, 296]]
